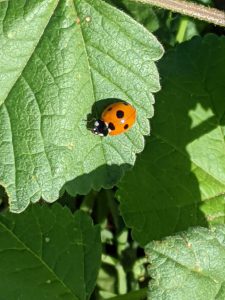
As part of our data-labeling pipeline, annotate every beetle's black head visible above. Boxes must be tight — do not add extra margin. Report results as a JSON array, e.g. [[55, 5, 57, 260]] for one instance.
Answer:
[[92, 119, 109, 137]]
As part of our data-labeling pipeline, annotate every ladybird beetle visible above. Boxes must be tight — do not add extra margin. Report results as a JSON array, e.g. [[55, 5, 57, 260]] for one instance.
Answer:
[[92, 101, 136, 136]]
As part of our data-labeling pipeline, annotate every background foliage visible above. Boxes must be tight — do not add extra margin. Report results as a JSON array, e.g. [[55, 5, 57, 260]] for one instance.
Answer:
[[0, 0, 225, 299]]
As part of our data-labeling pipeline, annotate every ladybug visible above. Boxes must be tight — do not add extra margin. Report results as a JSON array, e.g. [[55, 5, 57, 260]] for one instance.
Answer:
[[92, 101, 136, 136]]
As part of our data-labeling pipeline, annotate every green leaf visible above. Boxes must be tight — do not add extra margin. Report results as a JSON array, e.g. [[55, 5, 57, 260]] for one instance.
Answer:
[[107, 0, 159, 32], [0, 0, 60, 106], [0, 204, 101, 300], [146, 225, 225, 300], [0, 0, 163, 212], [117, 34, 225, 246]]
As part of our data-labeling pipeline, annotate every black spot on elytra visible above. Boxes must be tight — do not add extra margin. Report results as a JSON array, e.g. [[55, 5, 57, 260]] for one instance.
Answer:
[[123, 102, 129, 105], [108, 122, 115, 130], [124, 124, 129, 130], [116, 110, 124, 118], [107, 107, 112, 111]]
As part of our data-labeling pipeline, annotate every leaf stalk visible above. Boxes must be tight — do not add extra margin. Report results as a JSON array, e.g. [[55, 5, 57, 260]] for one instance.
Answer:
[[133, 0, 225, 27]]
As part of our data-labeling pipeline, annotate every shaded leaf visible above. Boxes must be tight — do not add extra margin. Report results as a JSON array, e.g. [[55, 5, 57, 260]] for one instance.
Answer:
[[0, 204, 101, 300], [117, 34, 225, 245]]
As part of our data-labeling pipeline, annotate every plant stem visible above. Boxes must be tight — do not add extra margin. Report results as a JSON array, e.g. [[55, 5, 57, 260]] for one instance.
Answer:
[[176, 17, 188, 43], [80, 190, 97, 213], [133, 0, 225, 27], [102, 254, 127, 295], [105, 189, 120, 229]]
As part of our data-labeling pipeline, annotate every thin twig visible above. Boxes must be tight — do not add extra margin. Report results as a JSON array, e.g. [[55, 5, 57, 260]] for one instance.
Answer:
[[133, 0, 225, 27]]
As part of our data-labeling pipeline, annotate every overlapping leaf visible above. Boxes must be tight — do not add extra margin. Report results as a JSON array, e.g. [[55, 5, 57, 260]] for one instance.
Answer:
[[0, 204, 101, 300], [0, 0, 163, 212], [117, 35, 225, 245], [146, 226, 225, 300], [107, 0, 159, 32]]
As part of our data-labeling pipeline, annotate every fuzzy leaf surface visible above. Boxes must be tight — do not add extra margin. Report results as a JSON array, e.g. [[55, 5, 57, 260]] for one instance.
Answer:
[[146, 226, 225, 300], [0, 0, 163, 212]]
